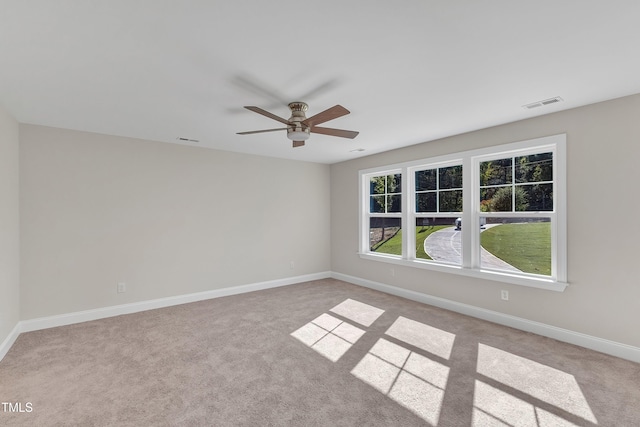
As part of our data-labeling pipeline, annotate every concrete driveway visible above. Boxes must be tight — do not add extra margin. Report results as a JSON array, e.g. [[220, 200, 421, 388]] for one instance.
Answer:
[[422, 225, 520, 271]]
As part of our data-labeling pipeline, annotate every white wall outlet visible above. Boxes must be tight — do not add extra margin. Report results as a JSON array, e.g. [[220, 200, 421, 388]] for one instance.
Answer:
[[117, 282, 126, 293], [390, 268, 395, 277], [290, 261, 295, 270], [501, 290, 509, 301]]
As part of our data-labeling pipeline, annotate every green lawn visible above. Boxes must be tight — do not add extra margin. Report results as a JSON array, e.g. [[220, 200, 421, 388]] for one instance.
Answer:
[[373, 225, 452, 259], [372, 228, 403, 255], [480, 222, 551, 275], [373, 222, 551, 275]]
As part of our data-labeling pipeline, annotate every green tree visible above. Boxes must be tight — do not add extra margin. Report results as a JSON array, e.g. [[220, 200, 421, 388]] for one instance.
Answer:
[[485, 186, 529, 212], [480, 158, 512, 186], [516, 153, 552, 183]]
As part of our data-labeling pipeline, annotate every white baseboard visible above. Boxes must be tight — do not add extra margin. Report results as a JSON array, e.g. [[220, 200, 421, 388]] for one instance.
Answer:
[[18, 271, 331, 334], [331, 272, 640, 364], [3, 270, 638, 365], [0, 322, 21, 362]]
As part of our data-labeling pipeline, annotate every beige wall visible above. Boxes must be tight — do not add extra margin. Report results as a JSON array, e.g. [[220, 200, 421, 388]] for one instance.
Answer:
[[12, 94, 640, 349], [0, 105, 20, 343], [19, 125, 331, 319], [331, 93, 640, 348]]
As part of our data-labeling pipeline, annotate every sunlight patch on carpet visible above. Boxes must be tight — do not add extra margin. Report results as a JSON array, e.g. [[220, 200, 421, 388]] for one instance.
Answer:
[[291, 312, 366, 362], [370, 336, 410, 367], [476, 344, 597, 425], [351, 353, 400, 394], [386, 316, 456, 360], [472, 380, 581, 427], [351, 338, 449, 425], [330, 298, 385, 327]]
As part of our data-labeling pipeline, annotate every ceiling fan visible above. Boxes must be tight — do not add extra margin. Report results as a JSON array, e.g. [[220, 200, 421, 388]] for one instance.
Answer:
[[237, 102, 359, 148]]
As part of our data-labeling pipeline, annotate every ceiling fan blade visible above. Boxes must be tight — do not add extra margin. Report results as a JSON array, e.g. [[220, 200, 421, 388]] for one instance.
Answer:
[[292, 141, 305, 148], [231, 75, 289, 104], [244, 106, 291, 125], [297, 78, 340, 101], [236, 128, 287, 135], [302, 105, 350, 127], [310, 126, 359, 139]]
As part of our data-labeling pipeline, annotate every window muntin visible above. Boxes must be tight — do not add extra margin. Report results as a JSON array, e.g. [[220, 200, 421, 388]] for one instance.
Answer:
[[359, 134, 566, 290], [370, 174, 402, 213], [415, 165, 463, 213], [480, 153, 553, 212]]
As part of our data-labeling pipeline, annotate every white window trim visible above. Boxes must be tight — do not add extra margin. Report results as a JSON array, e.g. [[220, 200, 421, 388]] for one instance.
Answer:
[[359, 134, 567, 292]]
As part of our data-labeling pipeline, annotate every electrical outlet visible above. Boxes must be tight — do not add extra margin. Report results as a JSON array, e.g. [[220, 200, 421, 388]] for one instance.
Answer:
[[290, 261, 295, 270], [117, 282, 126, 293], [390, 268, 395, 277], [501, 290, 509, 301]]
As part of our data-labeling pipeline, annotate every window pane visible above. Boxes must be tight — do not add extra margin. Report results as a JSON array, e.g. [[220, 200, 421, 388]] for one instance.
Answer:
[[370, 217, 402, 256], [480, 218, 551, 276], [370, 195, 385, 213], [387, 174, 402, 193], [370, 174, 402, 213], [480, 187, 512, 212], [439, 190, 463, 212], [517, 183, 553, 211], [480, 158, 512, 186], [515, 152, 553, 184], [415, 217, 461, 265], [416, 192, 437, 212], [415, 169, 436, 191], [387, 194, 402, 213], [370, 176, 386, 194], [439, 165, 463, 189]]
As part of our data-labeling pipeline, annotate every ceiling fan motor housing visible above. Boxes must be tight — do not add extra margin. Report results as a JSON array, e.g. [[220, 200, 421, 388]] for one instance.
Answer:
[[287, 102, 310, 141]]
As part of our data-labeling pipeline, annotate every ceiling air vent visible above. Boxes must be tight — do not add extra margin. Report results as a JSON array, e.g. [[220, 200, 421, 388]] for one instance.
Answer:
[[523, 97, 563, 110]]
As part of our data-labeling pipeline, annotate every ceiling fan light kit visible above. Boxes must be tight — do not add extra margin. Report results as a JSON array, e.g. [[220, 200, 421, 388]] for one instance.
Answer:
[[287, 129, 310, 141], [237, 101, 358, 148]]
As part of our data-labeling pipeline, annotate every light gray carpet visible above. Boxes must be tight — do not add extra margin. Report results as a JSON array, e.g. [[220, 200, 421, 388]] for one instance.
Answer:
[[1, 278, 639, 426]]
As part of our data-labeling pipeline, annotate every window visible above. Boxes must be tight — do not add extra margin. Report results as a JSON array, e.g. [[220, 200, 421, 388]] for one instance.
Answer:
[[477, 151, 554, 276], [413, 163, 463, 264], [359, 135, 567, 291], [367, 172, 402, 256]]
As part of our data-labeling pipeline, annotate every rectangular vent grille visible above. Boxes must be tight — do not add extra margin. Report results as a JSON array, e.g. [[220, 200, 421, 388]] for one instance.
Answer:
[[176, 137, 200, 143], [523, 97, 563, 110], [541, 98, 561, 105]]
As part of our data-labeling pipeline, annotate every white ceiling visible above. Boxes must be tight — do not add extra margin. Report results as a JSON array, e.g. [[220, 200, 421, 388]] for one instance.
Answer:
[[1, 1, 639, 164]]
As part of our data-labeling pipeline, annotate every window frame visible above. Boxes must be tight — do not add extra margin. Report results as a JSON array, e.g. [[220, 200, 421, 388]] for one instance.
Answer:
[[363, 168, 404, 257], [358, 134, 567, 291], [410, 160, 464, 265]]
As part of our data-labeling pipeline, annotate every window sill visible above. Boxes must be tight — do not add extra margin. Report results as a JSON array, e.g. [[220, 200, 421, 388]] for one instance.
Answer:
[[358, 253, 567, 292]]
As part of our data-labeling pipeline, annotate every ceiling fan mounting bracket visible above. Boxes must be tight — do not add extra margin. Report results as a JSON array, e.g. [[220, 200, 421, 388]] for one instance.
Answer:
[[287, 102, 308, 113], [287, 102, 308, 126]]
